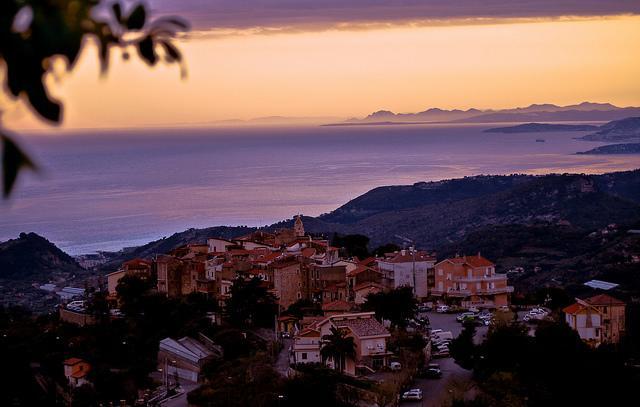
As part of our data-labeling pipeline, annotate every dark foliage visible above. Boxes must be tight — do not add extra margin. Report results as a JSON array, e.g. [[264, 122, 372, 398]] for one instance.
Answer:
[[331, 233, 371, 259], [372, 243, 401, 257], [466, 320, 640, 407], [362, 286, 416, 329], [0, 0, 188, 196], [225, 277, 278, 328], [449, 323, 476, 369]]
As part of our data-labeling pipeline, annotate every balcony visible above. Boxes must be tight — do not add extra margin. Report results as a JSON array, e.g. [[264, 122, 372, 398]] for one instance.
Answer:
[[430, 286, 513, 297], [454, 274, 509, 283], [479, 286, 514, 295]]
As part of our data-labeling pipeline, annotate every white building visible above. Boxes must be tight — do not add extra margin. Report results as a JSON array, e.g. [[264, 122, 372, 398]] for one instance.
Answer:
[[377, 250, 435, 298], [206, 238, 235, 253]]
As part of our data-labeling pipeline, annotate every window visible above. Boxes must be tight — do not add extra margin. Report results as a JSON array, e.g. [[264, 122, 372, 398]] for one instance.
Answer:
[[301, 353, 307, 360], [438, 269, 443, 276]]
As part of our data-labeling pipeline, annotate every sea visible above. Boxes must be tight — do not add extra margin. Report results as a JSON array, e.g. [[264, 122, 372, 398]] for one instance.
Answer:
[[3, 123, 639, 255]]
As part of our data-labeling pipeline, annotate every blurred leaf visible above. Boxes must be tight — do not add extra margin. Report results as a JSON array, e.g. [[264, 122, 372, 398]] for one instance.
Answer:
[[26, 80, 62, 122], [160, 40, 181, 62], [154, 16, 190, 30], [1, 134, 36, 197], [126, 4, 146, 30], [137, 35, 157, 65], [112, 2, 123, 23]]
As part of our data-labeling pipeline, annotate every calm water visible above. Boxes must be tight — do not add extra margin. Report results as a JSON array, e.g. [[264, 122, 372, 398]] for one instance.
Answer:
[[3, 124, 639, 254]]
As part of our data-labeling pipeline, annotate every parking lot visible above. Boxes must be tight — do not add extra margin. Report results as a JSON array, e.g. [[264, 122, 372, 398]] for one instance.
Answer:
[[402, 311, 489, 406], [420, 311, 490, 344]]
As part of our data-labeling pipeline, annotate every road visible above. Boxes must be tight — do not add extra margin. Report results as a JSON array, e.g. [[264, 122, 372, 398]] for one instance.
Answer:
[[402, 357, 473, 407], [421, 311, 489, 344], [274, 338, 292, 377], [401, 311, 485, 406], [159, 382, 199, 407]]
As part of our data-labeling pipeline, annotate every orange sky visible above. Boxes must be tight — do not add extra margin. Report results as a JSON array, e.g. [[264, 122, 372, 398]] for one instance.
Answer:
[[3, 15, 640, 130]]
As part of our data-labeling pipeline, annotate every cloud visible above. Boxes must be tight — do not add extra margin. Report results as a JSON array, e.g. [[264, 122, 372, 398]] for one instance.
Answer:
[[149, 0, 640, 31]]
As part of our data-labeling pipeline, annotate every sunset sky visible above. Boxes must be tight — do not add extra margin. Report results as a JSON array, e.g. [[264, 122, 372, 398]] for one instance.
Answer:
[[3, 0, 640, 130]]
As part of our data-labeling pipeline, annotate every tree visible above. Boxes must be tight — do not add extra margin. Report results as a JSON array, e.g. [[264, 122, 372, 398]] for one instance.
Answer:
[[320, 327, 356, 373], [284, 299, 322, 319], [85, 291, 111, 324], [331, 233, 370, 259], [372, 243, 401, 257], [115, 274, 153, 316], [1, 0, 187, 196], [225, 277, 278, 328], [283, 364, 360, 407], [449, 322, 476, 369], [362, 286, 416, 329]]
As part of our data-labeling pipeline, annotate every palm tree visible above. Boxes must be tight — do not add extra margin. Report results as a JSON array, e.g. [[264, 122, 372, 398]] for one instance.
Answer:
[[320, 327, 356, 373]]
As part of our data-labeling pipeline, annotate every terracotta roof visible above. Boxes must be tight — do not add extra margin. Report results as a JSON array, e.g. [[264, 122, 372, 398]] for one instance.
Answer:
[[358, 257, 377, 266], [585, 294, 625, 306], [123, 258, 151, 268], [563, 303, 585, 314], [64, 357, 84, 366], [297, 328, 321, 337], [334, 316, 390, 338], [71, 367, 90, 379], [354, 281, 384, 291], [278, 315, 298, 322], [463, 255, 494, 267], [347, 265, 380, 277], [322, 300, 356, 312], [301, 247, 316, 258], [444, 254, 494, 268]]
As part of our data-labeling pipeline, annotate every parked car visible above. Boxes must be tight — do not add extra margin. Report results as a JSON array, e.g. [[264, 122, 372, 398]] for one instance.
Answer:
[[418, 304, 432, 312], [436, 305, 450, 313], [523, 308, 549, 322], [432, 349, 450, 358], [468, 306, 480, 313], [390, 361, 402, 371], [478, 311, 492, 320], [432, 331, 453, 341], [456, 312, 477, 322], [418, 363, 442, 379], [401, 389, 423, 401]]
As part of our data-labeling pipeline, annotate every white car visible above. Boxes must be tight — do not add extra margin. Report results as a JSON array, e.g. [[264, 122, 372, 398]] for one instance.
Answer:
[[390, 361, 402, 371], [401, 389, 423, 401], [436, 305, 450, 313]]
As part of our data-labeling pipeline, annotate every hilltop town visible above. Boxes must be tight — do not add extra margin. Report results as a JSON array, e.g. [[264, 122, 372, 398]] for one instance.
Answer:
[[3, 215, 637, 407]]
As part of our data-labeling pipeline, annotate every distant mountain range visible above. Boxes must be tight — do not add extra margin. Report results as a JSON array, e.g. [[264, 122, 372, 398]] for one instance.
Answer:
[[484, 123, 599, 133], [334, 102, 640, 125], [579, 117, 640, 142], [484, 117, 640, 143], [577, 143, 640, 155]]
